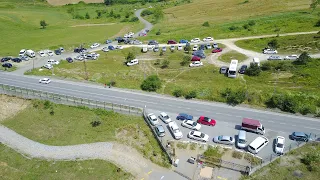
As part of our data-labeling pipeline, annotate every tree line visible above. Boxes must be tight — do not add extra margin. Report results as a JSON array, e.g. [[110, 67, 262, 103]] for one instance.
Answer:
[[104, 0, 169, 5]]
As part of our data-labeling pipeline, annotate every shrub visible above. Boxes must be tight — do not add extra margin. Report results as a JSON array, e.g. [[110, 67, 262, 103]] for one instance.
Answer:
[[315, 20, 320, 27], [161, 60, 170, 69], [44, 100, 52, 109], [268, 39, 279, 49], [294, 52, 311, 65], [243, 24, 249, 29], [85, 12, 90, 19], [185, 90, 197, 99], [173, 89, 184, 97], [248, 20, 256, 26], [202, 21, 210, 27], [232, 151, 243, 159], [140, 75, 162, 92], [301, 152, 320, 171], [156, 29, 161, 35], [49, 107, 55, 115], [245, 63, 261, 76], [141, 9, 153, 16], [125, 51, 136, 62], [221, 88, 246, 106], [159, 51, 164, 56], [107, 81, 116, 87], [90, 120, 101, 127], [266, 93, 300, 113], [261, 62, 273, 71], [154, 59, 160, 65], [180, 55, 191, 66], [229, 25, 239, 31], [129, 17, 138, 22]]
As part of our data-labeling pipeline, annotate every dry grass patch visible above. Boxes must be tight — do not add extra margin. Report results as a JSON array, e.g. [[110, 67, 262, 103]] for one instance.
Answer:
[[0, 95, 30, 122]]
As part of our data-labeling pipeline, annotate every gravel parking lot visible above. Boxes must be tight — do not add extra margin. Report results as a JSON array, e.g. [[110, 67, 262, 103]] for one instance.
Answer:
[[146, 109, 295, 160]]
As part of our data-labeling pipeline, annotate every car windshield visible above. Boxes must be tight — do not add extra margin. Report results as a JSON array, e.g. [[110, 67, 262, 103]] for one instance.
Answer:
[[163, 115, 169, 119], [277, 143, 283, 148], [200, 133, 205, 138], [218, 136, 222, 140], [238, 139, 246, 143], [192, 122, 197, 126], [204, 117, 210, 122]]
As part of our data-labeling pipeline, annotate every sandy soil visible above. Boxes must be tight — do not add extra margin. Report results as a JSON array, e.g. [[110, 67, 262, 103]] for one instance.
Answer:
[[47, 0, 103, 6], [0, 95, 30, 122]]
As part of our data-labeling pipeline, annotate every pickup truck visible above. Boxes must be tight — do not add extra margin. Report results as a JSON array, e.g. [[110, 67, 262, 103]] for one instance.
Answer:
[[241, 118, 265, 135]]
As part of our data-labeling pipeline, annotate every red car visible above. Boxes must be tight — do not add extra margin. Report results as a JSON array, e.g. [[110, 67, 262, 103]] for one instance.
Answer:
[[191, 56, 201, 61], [197, 116, 216, 126], [167, 40, 177, 44], [212, 48, 222, 53]]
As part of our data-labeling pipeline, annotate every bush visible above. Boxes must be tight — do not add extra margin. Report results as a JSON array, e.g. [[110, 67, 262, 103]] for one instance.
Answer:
[[161, 60, 170, 69], [202, 21, 210, 27], [90, 120, 101, 127], [261, 62, 272, 71], [301, 152, 320, 171], [294, 52, 311, 65], [245, 63, 261, 76], [315, 20, 320, 27], [221, 88, 246, 106], [243, 24, 249, 29], [159, 51, 164, 56], [266, 93, 300, 113], [107, 81, 116, 87], [85, 12, 90, 19], [140, 75, 162, 92], [180, 55, 191, 66], [173, 89, 184, 97], [44, 100, 52, 109], [154, 59, 160, 65], [268, 39, 279, 49], [141, 9, 153, 16], [248, 20, 256, 26], [156, 29, 161, 35], [125, 51, 136, 62], [229, 25, 239, 31], [232, 151, 243, 159], [185, 90, 197, 99], [129, 17, 138, 22]]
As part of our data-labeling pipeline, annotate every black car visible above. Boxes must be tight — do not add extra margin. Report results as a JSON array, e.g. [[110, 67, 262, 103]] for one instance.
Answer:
[[66, 57, 73, 63], [114, 37, 122, 41], [148, 40, 158, 45], [11, 57, 22, 63], [1, 57, 11, 62], [290, 132, 309, 142], [192, 50, 206, 59], [74, 47, 86, 53], [117, 37, 126, 43], [238, 65, 248, 74], [54, 49, 61, 55], [2, 62, 12, 68]]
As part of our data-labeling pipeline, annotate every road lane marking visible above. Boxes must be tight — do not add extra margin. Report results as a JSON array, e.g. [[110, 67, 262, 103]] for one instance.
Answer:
[[160, 176, 164, 179], [148, 170, 152, 174], [217, 176, 227, 180]]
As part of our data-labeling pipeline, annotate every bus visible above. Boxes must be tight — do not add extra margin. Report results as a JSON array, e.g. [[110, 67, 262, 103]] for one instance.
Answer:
[[228, 59, 238, 78]]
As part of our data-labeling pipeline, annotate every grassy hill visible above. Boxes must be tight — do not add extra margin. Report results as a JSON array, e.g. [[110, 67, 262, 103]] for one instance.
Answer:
[[143, 0, 320, 41], [0, 0, 142, 56]]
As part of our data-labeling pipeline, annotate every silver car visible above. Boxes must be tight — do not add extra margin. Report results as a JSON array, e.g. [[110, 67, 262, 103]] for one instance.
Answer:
[[155, 125, 165, 137], [213, 135, 235, 145], [268, 55, 282, 60]]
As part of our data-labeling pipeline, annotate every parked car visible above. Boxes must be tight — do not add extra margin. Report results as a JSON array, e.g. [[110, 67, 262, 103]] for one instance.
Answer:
[[191, 56, 201, 61], [90, 43, 100, 49], [159, 112, 172, 124], [263, 48, 277, 54], [162, 46, 167, 52], [127, 59, 139, 66], [147, 113, 159, 126], [197, 116, 216, 126], [2, 63, 12, 68], [238, 65, 247, 74], [66, 57, 73, 63], [11, 57, 22, 63], [190, 38, 201, 43], [115, 37, 122, 41], [47, 51, 54, 56], [189, 61, 203, 67], [213, 135, 235, 145], [206, 44, 212, 49], [74, 47, 86, 53], [179, 39, 188, 44], [220, 66, 228, 74], [19, 49, 26, 56], [188, 131, 209, 142], [39, 78, 51, 84], [59, 47, 64, 52], [170, 45, 175, 51], [199, 45, 205, 50], [105, 39, 112, 44], [43, 64, 53, 69], [75, 55, 84, 61], [153, 46, 159, 52], [275, 136, 285, 155], [130, 39, 142, 45], [192, 45, 198, 51], [290, 132, 309, 142], [192, 50, 206, 58], [1, 57, 11, 62], [48, 59, 59, 65], [176, 113, 193, 120], [108, 45, 115, 50], [213, 43, 218, 48], [248, 136, 269, 154], [21, 56, 29, 61], [167, 40, 177, 44], [181, 120, 201, 130], [268, 55, 282, 60], [26, 49, 36, 58], [54, 49, 61, 55], [116, 45, 123, 50], [203, 37, 214, 42], [284, 55, 298, 60], [155, 125, 165, 137], [212, 48, 222, 53], [177, 45, 183, 51], [168, 121, 183, 139], [102, 47, 109, 52], [38, 51, 46, 57], [148, 40, 158, 45]]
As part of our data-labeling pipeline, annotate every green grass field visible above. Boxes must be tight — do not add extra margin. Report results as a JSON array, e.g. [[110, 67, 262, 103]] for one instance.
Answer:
[[235, 33, 320, 54], [0, 0, 143, 56], [1, 99, 170, 167], [140, 0, 320, 42], [218, 50, 248, 63], [242, 142, 320, 180], [0, 144, 132, 180]]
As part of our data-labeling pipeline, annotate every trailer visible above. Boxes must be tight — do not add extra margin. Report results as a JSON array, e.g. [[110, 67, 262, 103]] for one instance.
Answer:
[[241, 118, 265, 135]]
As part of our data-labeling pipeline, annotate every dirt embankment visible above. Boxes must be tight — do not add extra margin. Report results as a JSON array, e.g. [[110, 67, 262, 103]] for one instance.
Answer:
[[47, 0, 103, 6], [0, 95, 30, 122]]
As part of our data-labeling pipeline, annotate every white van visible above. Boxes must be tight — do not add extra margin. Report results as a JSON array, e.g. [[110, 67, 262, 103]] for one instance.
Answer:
[[141, 46, 148, 53], [237, 130, 247, 148], [47, 59, 59, 65], [253, 58, 260, 66], [26, 49, 35, 58], [228, 59, 238, 78], [248, 136, 269, 154]]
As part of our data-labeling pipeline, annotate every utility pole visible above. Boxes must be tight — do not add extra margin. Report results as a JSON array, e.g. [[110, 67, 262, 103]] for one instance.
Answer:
[[83, 60, 88, 80]]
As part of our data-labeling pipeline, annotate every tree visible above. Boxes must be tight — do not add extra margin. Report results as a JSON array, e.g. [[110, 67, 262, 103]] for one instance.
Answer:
[[295, 52, 311, 65], [185, 90, 197, 99], [202, 21, 210, 27], [310, 0, 320, 13], [180, 55, 191, 66], [184, 44, 191, 54], [140, 75, 162, 92], [248, 20, 256, 26], [153, 7, 164, 22], [40, 20, 47, 29], [268, 39, 279, 49], [96, 11, 102, 19], [125, 51, 136, 63], [161, 60, 170, 69], [245, 63, 261, 76], [315, 19, 320, 27], [85, 12, 90, 19], [221, 88, 246, 106], [173, 89, 183, 97], [104, 0, 114, 6]]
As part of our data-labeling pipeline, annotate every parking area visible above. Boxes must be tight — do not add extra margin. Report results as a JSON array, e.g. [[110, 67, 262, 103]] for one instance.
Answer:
[[146, 109, 295, 160]]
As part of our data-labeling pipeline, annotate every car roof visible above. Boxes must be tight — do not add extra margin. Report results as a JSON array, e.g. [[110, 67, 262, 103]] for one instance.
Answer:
[[192, 131, 202, 136], [156, 125, 164, 132], [221, 136, 231, 140], [277, 136, 285, 143], [179, 113, 188, 116], [160, 112, 168, 116], [293, 132, 306, 136]]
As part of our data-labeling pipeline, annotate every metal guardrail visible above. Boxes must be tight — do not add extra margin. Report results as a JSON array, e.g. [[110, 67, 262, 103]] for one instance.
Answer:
[[0, 84, 142, 115]]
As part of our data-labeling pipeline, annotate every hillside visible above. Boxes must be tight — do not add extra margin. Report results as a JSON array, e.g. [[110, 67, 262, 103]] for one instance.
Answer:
[[47, 0, 103, 6]]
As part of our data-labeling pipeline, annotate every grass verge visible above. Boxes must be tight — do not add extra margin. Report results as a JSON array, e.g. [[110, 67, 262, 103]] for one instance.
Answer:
[[176, 142, 188, 149], [0, 65, 17, 72], [244, 153, 262, 166], [218, 50, 248, 63], [232, 150, 244, 159], [1, 99, 170, 167], [0, 144, 132, 180]]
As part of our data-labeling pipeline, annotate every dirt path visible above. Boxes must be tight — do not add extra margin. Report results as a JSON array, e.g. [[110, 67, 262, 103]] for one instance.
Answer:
[[70, 23, 115, 27]]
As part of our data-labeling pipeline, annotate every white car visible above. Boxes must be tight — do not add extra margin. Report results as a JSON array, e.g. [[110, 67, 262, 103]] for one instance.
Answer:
[[38, 51, 46, 57], [102, 47, 109, 52], [168, 121, 183, 139], [206, 44, 212, 49], [59, 47, 64, 52], [126, 59, 139, 66], [263, 49, 278, 54], [47, 51, 54, 56], [275, 136, 285, 155], [170, 45, 175, 51], [159, 112, 172, 124], [75, 55, 84, 60], [147, 113, 159, 126], [284, 55, 298, 60], [116, 45, 123, 50], [91, 52, 100, 58], [43, 64, 53, 69], [213, 43, 218, 48], [181, 120, 201, 130], [48, 59, 59, 65], [90, 43, 100, 49], [177, 45, 183, 51], [190, 38, 201, 43], [19, 49, 26, 56], [189, 61, 203, 67], [39, 78, 51, 84], [192, 45, 198, 51], [128, 32, 134, 36], [213, 135, 235, 145], [188, 131, 209, 142], [203, 37, 214, 42]]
